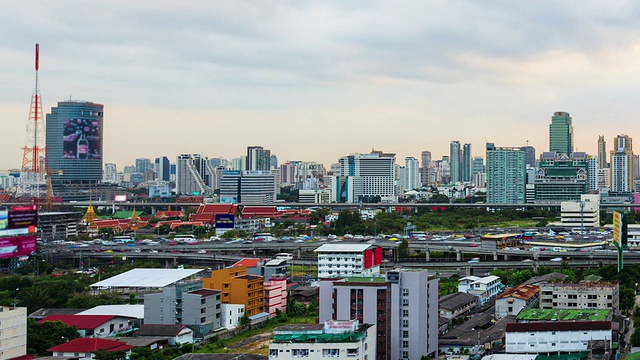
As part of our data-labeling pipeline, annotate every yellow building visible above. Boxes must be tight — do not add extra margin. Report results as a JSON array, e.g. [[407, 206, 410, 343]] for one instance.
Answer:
[[202, 267, 265, 316]]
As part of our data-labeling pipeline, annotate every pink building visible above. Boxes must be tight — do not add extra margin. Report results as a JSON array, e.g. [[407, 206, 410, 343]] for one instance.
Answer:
[[264, 276, 287, 317]]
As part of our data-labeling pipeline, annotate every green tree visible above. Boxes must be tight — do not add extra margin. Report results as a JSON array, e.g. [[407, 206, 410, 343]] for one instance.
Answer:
[[398, 239, 410, 258], [27, 319, 80, 356], [93, 349, 128, 360]]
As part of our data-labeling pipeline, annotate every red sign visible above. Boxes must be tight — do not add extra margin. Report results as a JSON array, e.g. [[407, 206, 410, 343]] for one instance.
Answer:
[[0, 235, 37, 259]]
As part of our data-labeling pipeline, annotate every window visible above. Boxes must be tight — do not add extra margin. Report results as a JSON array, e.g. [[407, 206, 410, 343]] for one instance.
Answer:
[[322, 349, 340, 357], [293, 349, 309, 357], [402, 330, 409, 338], [270, 349, 278, 357], [402, 341, 409, 348], [402, 320, 409, 328], [402, 309, 409, 317], [402, 299, 409, 307], [347, 349, 359, 357], [200, 317, 206, 323], [402, 351, 409, 359], [402, 288, 409, 296]]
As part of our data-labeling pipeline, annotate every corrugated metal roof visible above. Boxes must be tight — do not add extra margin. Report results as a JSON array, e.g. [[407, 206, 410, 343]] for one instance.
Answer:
[[90, 268, 202, 288], [78, 305, 144, 319]]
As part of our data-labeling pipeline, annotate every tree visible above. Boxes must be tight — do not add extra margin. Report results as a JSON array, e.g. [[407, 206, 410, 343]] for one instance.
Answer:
[[398, 239, 410, 259], [27, 319, 80, 356], [239, 312, 250, 326], [93, 349, 128, 360]]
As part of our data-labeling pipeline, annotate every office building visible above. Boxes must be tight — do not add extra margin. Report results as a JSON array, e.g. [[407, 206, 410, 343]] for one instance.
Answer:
[[155, 156, 170, 182], [280, 162, 296, 186], [462, 143, 472, 182], [610, 135, 634, 192], [471, 157, 484, 178], [220, 170, 276, 204], [0, 306, 27, 360], [336, 151, 396, 203], [202, 267, 265, 317], [269, 320, 375, 360], [560, 194, 600, 228], [45, 101, 117, 200], [587, 155, 598, 191], [318, 270, 439, 360], [520, 145, 536, 168], [247, 146, 271, 171], [549, 111, 573, 155], [270, 154, 278, 169], [598, 135, 607, 169], [449, 141, 462, 183], [534, 152, 589, 203], [175, 154, 215, 195], [314, 244, 382, 279], [486, 143, 525, 204], [135, 158, 152, 173]]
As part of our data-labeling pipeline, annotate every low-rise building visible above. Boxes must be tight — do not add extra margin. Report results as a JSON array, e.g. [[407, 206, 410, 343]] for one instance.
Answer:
[[439, 292, 478, 320], [0, 306, 27, 360], [48, 338, 133, 359], [314, 244, 383, 278], [539, 281, 619, 314], [495, 284, 539, 318], [182, 289, 222, 338], [264, 276, 287, 317], [202, 267, 265, 317], [221, 304, 245, 330], [516, 309, 612, 323], [505, 321, 612, 354], [269, 320, 375, 360], [135, 324, 195, 345], [458, 275, 503, 305], [39, 314, 135, 338], [561, 194, 600, 228]]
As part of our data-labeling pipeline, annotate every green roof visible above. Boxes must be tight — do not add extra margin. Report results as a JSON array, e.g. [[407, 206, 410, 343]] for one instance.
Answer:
[[517, 309, 610, 322], [272, 333, 365, 343], [535, 351, 589, 360], [341, 276, 388, 283], [112, 211, 146, 219]]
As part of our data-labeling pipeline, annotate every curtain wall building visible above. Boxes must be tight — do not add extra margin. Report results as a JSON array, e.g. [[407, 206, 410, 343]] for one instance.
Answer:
[[549, 111, 574, 155]]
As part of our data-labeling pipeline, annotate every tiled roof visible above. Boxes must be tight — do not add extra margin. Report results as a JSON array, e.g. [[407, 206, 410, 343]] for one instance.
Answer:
[[136, 324, 190, 337], [241, 206, 280, 218], [496, 284, 539, 301], [506, 320, 611, 333], [39, 315, 116, 329], [48, 338, 133, 353], [439, 292, 478, 311], [232, 258, 262, 268]]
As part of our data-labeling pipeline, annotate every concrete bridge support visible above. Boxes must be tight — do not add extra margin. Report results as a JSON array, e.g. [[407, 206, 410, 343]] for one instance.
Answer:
[[493, 251, 498, 261], [456, 250, 462, 262], [425, 250, 430, 262]]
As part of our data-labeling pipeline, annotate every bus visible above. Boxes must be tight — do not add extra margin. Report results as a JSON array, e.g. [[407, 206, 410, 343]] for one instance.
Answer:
[[111, 236, 134, 243], [174, 234, 198, 244], [275, 253, 294, 261]]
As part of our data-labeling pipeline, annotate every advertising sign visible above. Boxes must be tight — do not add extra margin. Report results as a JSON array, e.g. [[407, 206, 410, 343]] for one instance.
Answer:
[[220, 196, 238, 204], [149, 186, 172, 198], [114, 195, 128, 202], [0, 235, 37, 259], [62, 118, 102, 160], [613, 211, 622, 249], [215, 214, 235, 229], [8, 205, 38, 231]]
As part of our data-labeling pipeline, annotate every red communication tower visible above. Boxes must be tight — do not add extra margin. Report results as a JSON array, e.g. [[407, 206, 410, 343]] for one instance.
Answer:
[[21, 43, 47, 192]]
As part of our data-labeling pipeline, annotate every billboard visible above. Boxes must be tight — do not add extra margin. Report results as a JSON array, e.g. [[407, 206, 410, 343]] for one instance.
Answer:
[[8, 205, 38, 230], [149, 186, 172, 198], [0, 235, 37, 259], [215, 214, 235, 229], [63, 118, 102, 160], [613, 211, 622, 249]]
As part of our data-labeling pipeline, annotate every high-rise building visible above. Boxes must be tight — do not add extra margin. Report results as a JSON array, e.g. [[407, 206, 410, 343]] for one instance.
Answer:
[[598, 136, 607, 169], [462, 143, 472, 182], [472, 157, 484, 178], [420, 151, 432, 186], [103, 163, 118, 184], [549, 111, 574, 155], [587, 156, 598, 192], [449, 141, 461, 183], [279, 162, 296, 186], [231, 156, 246, 171], [175, 154, 215, 195], [486, 143, 525, 204], [270, 154, 278, 170], [220, 170, 277, 204], [336, 151, 396, 203], [404, 157, 420, 190], [318, 270, 439, 360], [135, 158, 152, 173], [46, 101, 104, 184], [610, 135, 633, 192], [520, 146, 536, 168], [534, 152, 589, 203], [155, 156, 170, 182], [247, 146, 271, 171]]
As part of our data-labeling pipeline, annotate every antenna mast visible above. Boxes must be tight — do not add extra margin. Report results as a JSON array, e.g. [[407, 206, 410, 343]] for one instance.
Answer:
[[21, 43, 47, 198]]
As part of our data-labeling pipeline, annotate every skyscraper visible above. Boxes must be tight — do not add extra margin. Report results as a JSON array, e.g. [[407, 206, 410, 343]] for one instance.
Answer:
[[175, 154, 215, 195], [449, 141, 461, 183], [520, 146, 536, 168], [462, 143, 472, 182], [135, 158, 152, 173], [247, 146, 271, 171], [420, 151, 432, 186], [549, 111, 573, 155], [610, 135, 633, 192], [404, 157, 420, 190], [486, 143, 525, 204], [598, 136, 607, 169], [46, 101, 104, 184], [155, 156, 170, 181]]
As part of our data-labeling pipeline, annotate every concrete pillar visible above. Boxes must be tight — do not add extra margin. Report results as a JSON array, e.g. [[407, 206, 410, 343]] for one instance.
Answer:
[[165, 258, 172, 268], [503, 254, 509, 261], [456, 250, 462, 261], [425, 250, 430, 262], [493, 251, 498, 261], [466, 265, 473, 277], [296, 248, 301, 259]]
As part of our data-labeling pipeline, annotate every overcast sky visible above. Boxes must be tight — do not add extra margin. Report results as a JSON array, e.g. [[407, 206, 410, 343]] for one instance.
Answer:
[[2, 1, 640, 171]]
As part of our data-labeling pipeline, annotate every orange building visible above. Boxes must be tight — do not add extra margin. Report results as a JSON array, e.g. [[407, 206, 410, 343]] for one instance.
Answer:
[[202, 267, 265, 316]]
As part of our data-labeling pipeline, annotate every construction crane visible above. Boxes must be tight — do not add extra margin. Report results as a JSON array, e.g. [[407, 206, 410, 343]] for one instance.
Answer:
[[46, 168, 63, 211]]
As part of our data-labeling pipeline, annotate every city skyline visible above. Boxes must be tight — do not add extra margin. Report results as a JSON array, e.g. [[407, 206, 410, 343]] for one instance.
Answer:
[[2, 2, 640, 170]]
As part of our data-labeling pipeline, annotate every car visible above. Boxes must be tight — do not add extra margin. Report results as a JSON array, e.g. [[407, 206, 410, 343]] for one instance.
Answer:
[[550, 257, 563, 262], [197, 250, 207, 254], [469, 243, 478, 248]]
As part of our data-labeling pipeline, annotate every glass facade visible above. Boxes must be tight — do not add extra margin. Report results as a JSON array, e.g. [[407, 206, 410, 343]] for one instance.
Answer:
[[549, 111, 573, 155]]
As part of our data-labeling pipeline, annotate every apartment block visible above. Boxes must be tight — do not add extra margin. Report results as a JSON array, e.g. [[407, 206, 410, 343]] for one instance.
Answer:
[[539, 281, 619, 314], [202, 267, 265, 317]]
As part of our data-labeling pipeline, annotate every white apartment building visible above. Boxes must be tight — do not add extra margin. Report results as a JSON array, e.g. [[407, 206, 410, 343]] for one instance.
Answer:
[[494, 284, 539, 318], [539, 281, 619, 314], [560, 194, 600, 228], [314, 244, 382, 279], [458, 275, 503, 305], [220, 304, 245, 330], [269, 320, 375, 360], [299, 189, 331, 204], [0, 306, 27, 360], [337, 151, 396, 203], [175, 154, 215, 195], [102, 163, 118, 184], [505, 321, 612, 354]]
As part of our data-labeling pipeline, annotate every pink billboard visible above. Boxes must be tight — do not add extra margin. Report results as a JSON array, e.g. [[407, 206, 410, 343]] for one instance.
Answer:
[[0, 235, 37, 259]]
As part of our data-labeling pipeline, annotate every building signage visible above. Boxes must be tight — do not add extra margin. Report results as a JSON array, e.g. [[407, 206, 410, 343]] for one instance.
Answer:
[[0, 235, 37, 259], [8, 205, 38, 230], [613, 211, 622, 249], [215, 214, 235, 229]]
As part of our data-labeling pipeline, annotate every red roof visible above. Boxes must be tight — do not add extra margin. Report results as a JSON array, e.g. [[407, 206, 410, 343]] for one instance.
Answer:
[[155, 210, 184, 219], [39, 315, 117, 329], [232, 258, 262, 268], [241, 206, 281, 218], [48, 338, 133, 353], [189, 204, 239, 224], [496, 284, 540, 301], [506, 320, 612, 333]]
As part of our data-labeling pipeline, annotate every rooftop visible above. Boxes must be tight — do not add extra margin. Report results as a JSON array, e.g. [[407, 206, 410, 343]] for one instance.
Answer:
[[78, 305, 144, 319], [39, 315, 121, 329], [516, 309, 611, 322], [189, 289, 221, 297], [90, 268, 203, 288], [506, 320, 612, 332], [439, 292, 479, 311], [272, 323, 373, 343], [314, 244, 375, 253], [47, 338, 133, 353], [496, 284, 539, 301], [136, 324, 191, 337]]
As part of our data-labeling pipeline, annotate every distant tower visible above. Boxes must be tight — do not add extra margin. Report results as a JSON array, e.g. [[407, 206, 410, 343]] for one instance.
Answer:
[[549, 111, 573, 155], [610, 135, 633, 192], [449, 141, 461, 183], [598, 135, 607, 169], [21, 44, 47, 193]]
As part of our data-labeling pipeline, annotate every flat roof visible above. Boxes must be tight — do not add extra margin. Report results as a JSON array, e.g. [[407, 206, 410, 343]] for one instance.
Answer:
[[90, 268, 202, 288], [78, 305, 145, 319], [516, 308, 610, 322], [314, 244, 374, 253]]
